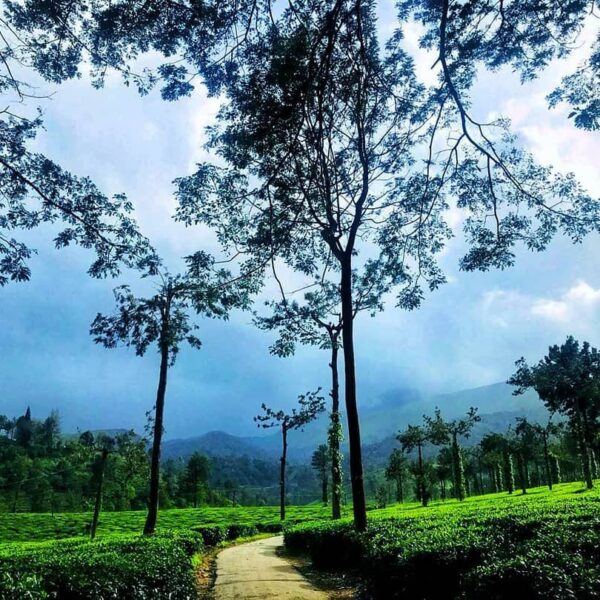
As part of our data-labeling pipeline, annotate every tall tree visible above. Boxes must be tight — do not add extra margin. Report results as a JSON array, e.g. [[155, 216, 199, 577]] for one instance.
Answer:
[[182, 452, 211, 508], [311, 444, 330, 505], [398, 424, 430, 507], [89, 434, 114, 541], [425, 407, 480, 501], [255, 390, 325, 520], [385, 448, 409, 504], [11, 0, 600, 532], [509, 336, 600, 489], [91, 255, 247, 534], [255, 278, 383, 519], [255, 285, 344, 517]]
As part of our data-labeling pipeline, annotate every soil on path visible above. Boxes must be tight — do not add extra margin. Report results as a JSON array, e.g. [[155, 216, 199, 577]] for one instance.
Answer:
[[213, 535, 329, 600]]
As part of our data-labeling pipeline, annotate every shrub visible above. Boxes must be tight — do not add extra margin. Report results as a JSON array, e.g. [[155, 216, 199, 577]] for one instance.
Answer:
[[0, 532, 203, 600]]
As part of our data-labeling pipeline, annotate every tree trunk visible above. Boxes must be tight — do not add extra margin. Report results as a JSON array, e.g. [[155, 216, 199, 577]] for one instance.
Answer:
[[451, 433, 465, 501], [144, 335, 170, 535], [340, 258, 367, 530], [575, 403, 593, 489], [280, 425, 288, 520], [494, 463, 503, 492], [329, 342, 343, 520], [516, 453, 527, 494], [418, 443, 428, 507], [322, 476, 328, 505], [550, 454, 561, 484], [396, 475, 404, 503], [90, 448, 108, 540], [503, 450, 514, 494], [542, 435, 552, 490]]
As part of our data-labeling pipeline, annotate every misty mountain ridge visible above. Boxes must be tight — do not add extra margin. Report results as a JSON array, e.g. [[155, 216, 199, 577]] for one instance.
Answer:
[[161, 381, 546, 463]]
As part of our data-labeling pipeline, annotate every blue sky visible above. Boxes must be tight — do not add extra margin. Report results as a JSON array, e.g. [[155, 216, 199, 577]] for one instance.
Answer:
[[1, 4, 599, 438]]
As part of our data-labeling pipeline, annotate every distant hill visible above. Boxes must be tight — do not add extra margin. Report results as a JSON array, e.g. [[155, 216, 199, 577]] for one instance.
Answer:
[[162, 431, 271, 460], [160, 382, 548, 463]]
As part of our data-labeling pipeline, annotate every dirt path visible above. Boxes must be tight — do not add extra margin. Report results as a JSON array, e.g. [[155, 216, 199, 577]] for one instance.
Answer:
[[213, 535, 328, 600]]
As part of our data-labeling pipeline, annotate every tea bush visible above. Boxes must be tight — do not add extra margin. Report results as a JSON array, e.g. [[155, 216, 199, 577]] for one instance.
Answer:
[[0, 532, 203, 599], [285, 483, 600, 599]]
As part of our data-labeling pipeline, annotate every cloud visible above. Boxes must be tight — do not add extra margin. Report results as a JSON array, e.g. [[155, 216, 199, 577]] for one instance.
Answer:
[[532, 281, 600, 323], [482, 281, 600, 330]]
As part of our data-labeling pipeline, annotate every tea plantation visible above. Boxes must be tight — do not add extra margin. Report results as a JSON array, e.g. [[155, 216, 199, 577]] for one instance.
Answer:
[[286, 482, 600, 599], [2, 483, 600, 598]]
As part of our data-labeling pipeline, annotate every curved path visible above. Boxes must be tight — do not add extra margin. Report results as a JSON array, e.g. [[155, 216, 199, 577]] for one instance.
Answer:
[[213, 535, 327, 600]]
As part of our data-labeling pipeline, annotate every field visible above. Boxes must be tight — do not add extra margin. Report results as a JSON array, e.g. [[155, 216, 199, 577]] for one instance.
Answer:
[[286, 482, 600, 599], [1, 482, 600, 598]]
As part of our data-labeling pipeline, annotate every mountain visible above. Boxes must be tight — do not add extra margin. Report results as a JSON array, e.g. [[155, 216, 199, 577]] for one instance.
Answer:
[[161, 382, 547, 463], [162, 431, 270, 460]]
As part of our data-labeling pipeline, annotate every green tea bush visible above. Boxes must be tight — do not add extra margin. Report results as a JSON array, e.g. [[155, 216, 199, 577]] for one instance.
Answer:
[[285, 486, 600, 600], [0, 532, 203, 599]]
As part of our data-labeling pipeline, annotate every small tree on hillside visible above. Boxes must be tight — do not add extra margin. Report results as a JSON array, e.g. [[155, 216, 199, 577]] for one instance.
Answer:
[[398, 425, 430, 507], [91, 255, 248, 535], [255, 391, 325, 520], [311, 444, 330, 505], [385, 448, 409, 504], [88, 434, 114, 540], [509, 337, 600, 489], [425, 407, 480, 501], [183, 452, 211, 508]]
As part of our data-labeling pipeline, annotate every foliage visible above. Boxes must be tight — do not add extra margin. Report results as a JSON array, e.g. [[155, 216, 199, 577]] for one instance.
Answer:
[[0, 532, 203, 599], [285, 482, 600, 600]]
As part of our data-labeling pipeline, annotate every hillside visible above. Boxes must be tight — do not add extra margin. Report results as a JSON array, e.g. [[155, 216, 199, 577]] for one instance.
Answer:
[[161, 382, 546, 463]]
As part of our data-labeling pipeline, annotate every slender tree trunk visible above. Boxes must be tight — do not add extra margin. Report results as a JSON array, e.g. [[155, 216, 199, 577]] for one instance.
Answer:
[[144, 334, 170, 535], [516, 453, 527, 494], [396, 475, 404, 503], [542, 435, 552, 490], [451, 433, 466, 501], [494, 463, 503, 492], [550, 454, 561, 485], [322, 476, 328, 505], [90, 448, 108, 540], [418, 443, 428, 507], [12, 483, 20, 513], [503, 450, 514, 494], [340, 258, 367, 530], [280, 425, 288, 520], [575, 403, 593, 489], [329, 342, 343, 520]]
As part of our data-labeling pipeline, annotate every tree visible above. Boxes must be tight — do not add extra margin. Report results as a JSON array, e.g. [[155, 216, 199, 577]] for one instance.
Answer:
[[89, 434, 114, 540], [12, 0, 600, 533], [398, 425, 430, 507], [8, 2, 599, 133], [91, 256, 246, 534], [255, 390, 325, 520], [311, 444, 330, 505], [385, 448, 409, 504], [183, 453, 211, 508], [254, 283, 346, 518], [425, 407, 480, 501], [510, 336, 600, 489], [525, 419, 562, 491]]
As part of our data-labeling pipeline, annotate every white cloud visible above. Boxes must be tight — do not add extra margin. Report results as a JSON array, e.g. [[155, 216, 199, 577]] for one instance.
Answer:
[[532, 281, 600, 323], [482, 281, 600, 328]]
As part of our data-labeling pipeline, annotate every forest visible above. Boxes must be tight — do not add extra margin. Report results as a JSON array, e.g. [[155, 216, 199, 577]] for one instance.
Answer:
[[0, 0, 599, 598]]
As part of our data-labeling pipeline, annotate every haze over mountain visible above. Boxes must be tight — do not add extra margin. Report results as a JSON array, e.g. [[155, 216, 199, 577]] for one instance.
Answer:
[[161, 381, 545, 463]]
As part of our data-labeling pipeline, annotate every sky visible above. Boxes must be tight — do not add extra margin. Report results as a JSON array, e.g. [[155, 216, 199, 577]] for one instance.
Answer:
[[1, 3, 599, 439]]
